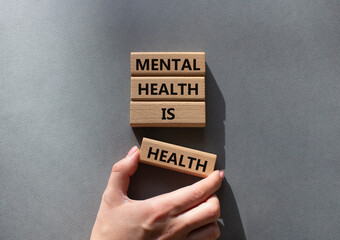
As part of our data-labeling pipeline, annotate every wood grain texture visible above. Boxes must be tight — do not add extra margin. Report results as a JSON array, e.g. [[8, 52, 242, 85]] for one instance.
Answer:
[[131, 77, 205, 101], [139, 137, 216, 177], [131, 52, 205, 76], [130, 101, 206, 127]]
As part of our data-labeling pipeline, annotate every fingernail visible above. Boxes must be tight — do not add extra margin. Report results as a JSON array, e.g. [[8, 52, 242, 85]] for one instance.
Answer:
[[219, 170, 225, 180], [127, 146, 138, 157]]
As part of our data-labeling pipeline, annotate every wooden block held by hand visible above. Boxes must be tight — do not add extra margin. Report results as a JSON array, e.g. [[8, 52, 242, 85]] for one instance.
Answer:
[[131, 52, 205, 76], [140, 137, 217, 177], [131, 77, 205, 101], [130, 101, 206, 127]]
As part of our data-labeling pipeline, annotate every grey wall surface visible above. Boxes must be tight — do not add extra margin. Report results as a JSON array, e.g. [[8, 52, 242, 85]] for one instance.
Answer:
[[1, 1, 339, 239]]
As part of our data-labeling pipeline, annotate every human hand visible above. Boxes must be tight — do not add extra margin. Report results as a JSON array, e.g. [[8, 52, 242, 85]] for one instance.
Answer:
[[91, 146, 223, 240]]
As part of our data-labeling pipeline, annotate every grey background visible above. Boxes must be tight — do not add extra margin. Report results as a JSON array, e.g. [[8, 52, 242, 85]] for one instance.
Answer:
[[1, 1, 339, 239]]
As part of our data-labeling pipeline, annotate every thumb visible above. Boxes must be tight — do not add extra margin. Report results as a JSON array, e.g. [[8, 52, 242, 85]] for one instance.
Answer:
[[106, 146, 139, 201]]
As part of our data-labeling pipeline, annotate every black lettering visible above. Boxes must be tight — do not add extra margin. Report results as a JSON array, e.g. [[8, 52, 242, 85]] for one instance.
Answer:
[[151, 83, 157, 95], [178, 155, 186, 167], [172, 59, 180, 70], [167, 108, 175, 120], [161, 108, 175, 120], [178, 83, 186, 95], [161, 108, 167, 120], [188, 83, 198, 95], [159, 84, 169, 95], [160, 59, 170, 70], [167, 152, 177, 165], [151, 59, 159, 70], [147, 147, 159, 160], [188, 156, 197, 169], [170, 84, 177, 95], [181, 59, 192, 70], [159, 150, 168, 162], [136, 59, 149, 70], [138, 83, 149, 95], [195, 159, 207, 172], [193, 59, 200, 70]]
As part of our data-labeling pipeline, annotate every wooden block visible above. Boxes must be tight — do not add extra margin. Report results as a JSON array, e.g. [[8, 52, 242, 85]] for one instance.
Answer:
[[131, 77, 205, 101], [130, 101, 206, 127], [140, 137, 216, 177], [131, 52, 205, 76]]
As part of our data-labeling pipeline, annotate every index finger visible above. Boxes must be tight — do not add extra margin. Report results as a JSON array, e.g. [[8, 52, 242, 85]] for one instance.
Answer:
[[153, 170, 223, 215]]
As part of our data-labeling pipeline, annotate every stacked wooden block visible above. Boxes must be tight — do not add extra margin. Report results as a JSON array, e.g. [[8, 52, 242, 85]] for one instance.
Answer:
[[130, 52, 206, 127]]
